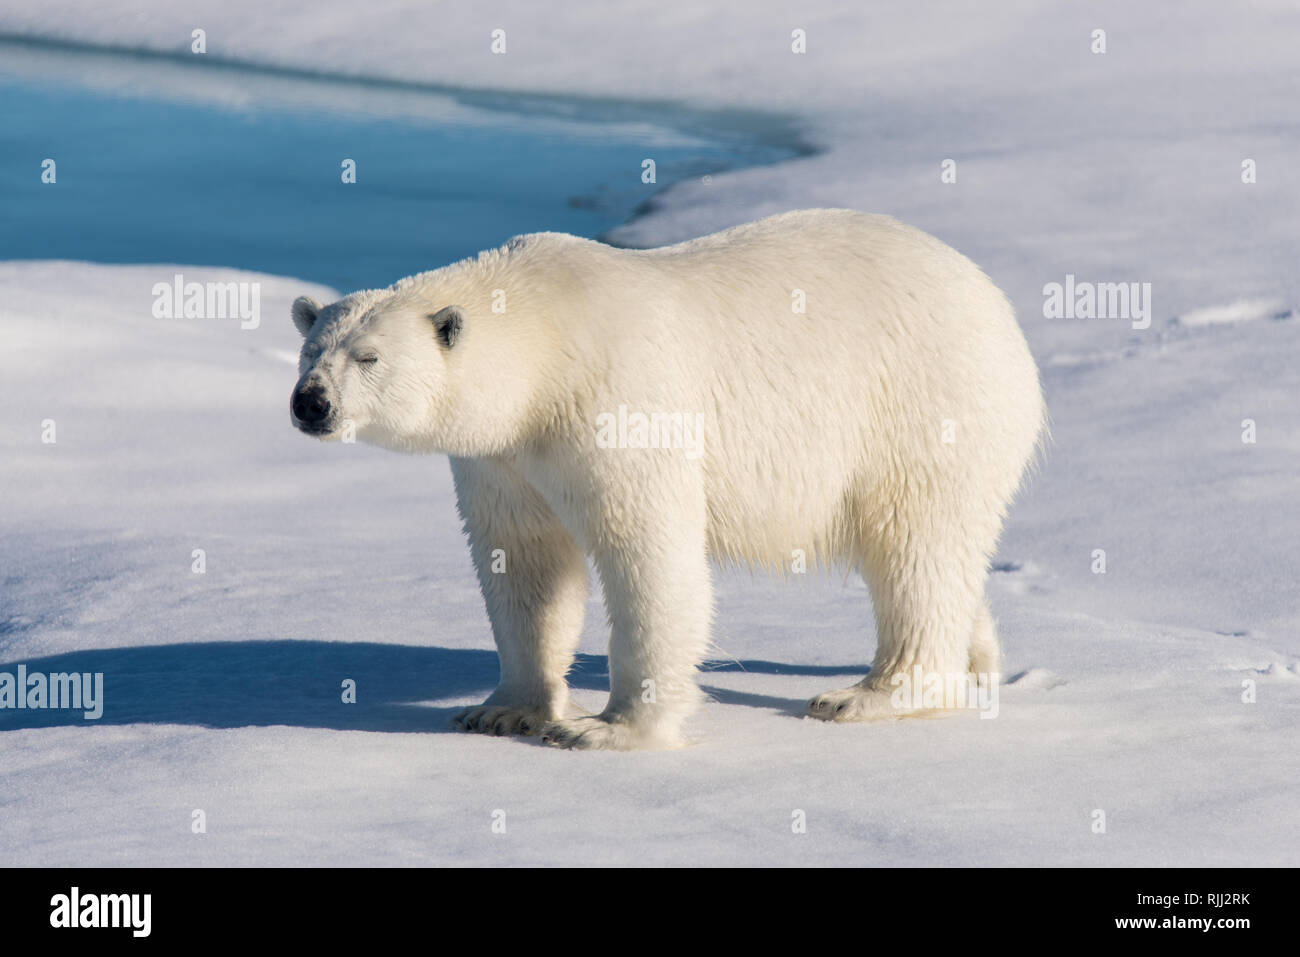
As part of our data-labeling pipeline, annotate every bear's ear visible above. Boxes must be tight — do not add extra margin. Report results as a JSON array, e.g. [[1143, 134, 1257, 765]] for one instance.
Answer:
[[430, 306, 464, 349], [292, 296, 322, 338]]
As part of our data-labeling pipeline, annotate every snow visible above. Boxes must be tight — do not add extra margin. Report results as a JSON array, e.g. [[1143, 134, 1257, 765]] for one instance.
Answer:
[[1175, 298, 1291, 327], [2, 2, 1299, 866]]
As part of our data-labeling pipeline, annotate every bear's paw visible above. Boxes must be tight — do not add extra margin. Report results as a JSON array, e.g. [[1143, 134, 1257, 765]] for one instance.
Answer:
[[805, 685, 919, 722], [452, 705, 548, 737], [539, 715, 681, 751]]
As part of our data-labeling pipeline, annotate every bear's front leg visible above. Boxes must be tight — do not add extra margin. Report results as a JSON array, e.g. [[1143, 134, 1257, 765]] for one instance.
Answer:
[[541, 472, 712, 751], [448, 457, 588, 737]]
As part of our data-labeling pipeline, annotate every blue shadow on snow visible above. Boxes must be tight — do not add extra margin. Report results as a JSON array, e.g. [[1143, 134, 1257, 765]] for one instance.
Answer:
[[0, 641, 869, 732]]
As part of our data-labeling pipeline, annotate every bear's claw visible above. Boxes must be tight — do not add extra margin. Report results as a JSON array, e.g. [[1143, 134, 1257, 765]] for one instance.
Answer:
[[452, 705, 545, 737]]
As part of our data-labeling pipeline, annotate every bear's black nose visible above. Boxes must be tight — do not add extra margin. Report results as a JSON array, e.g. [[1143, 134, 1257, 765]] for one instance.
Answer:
[[292, 385, 331, 423]]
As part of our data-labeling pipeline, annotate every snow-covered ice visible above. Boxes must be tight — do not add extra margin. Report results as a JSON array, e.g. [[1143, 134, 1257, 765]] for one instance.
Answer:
[[1174, 298, 1292, 328], [1, 1, 1297, 866]]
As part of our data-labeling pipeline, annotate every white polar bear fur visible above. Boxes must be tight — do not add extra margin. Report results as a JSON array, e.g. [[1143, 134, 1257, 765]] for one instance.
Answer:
[[289, 209, 1047, 750]]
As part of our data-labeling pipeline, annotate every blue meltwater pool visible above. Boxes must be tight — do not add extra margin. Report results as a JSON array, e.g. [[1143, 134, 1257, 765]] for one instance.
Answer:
[[0, 37, 799, 291]]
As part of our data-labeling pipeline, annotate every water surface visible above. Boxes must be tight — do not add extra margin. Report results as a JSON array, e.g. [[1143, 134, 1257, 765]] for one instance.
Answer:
[[0, 38, 797, 290]]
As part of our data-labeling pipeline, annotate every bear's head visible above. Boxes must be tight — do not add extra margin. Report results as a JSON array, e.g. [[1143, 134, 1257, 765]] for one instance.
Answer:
[[289, 289, 464, 452], [288, 270, 553, 457], [289, 236, 587, 456]]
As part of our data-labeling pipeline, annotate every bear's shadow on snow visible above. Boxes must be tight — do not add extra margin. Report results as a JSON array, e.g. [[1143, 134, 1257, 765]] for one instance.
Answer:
[[0, 641, 867, 732]]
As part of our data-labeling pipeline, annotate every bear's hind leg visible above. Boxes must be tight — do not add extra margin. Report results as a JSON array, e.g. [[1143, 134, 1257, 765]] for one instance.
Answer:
[[449, 457, 588, 737], [807, 530, 987, 722]]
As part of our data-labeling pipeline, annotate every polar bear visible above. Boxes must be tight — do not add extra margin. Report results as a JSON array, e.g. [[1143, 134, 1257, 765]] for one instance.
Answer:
[[289, 209, 1046, 750]]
